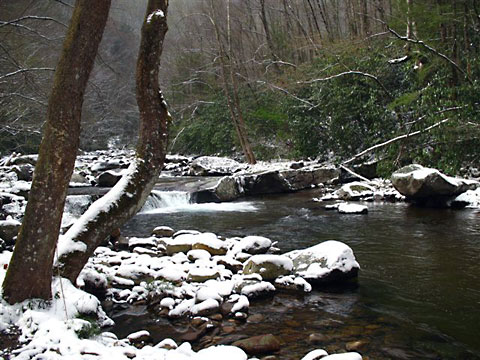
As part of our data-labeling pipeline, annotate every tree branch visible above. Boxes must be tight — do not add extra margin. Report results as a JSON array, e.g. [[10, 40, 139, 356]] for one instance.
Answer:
[[0, 67, 55, 80], [300, 70, 393, 98], [343, 118, 450, 165]]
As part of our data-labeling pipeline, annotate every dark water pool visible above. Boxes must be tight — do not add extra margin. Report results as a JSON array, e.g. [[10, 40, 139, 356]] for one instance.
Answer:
[[121, 189, 480, 359]]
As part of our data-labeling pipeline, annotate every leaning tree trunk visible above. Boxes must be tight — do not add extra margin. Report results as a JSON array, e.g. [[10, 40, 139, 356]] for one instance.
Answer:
[[2, 0, 111, 304], [57, 0, 169, 283]]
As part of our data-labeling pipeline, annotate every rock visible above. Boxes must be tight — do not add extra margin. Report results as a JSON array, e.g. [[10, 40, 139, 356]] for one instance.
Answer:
[[127, 330, 152, 344], [346, 340, 369, 352], [96, 170, 124, 187], [190, 156, 245, 176], [391, 164, 477, 204], [233, 334, 281, 355], [232, 236, 272, 255], [187, 249, 212, 262], [187, 266, 220, 283], [240, 170, 291, 195], [152, 225, 175, 237], [191, 299, 221, 316], [70, 173, 90, 186], [337, 182, 374, 200], [163, 235, 194, 255], [215, 256, 243, 273], [213, 176, 242, 202], [274, 275, 312, 293], [290, 162, 304, 170], [9, 154, 37, 166], [192, 233, 228, 256], [196, 345, 248, 360], [0, 218, 21, 245], [340, 161, 378, 182], [247, 314, 264, 323], [237, 280, 276, 299], [337, 203, 368, 214], [243, 255, 293, 281], [91, 159, 129, 173], [301, 349, 329, 360], [321, 354, 362, 360], [12, 164, 34, 181], [308, 333, 329, 345], [279, 165, 340, 191], [155, 338, 177, 350], [286, 240, 360, 285]]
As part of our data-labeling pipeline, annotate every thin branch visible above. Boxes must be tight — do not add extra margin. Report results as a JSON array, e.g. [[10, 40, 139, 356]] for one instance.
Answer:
[[343, 118, 450, 165], [0, 92, 47, 106], [340, 164, 372, 183], [379, 19, 474, 85], [0, 16, 68, 29], [0, 67, 55, 80], [301, 70, 393, 98], [256, 80, 317, 108]]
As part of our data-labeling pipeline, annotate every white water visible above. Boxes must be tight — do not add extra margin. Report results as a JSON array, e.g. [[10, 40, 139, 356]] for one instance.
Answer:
[[140, 190, 258, 214]]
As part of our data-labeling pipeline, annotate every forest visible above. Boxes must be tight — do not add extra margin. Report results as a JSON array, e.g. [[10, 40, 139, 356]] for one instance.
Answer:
[[1, 0, 479, 174], [1, 1, 480, 360]]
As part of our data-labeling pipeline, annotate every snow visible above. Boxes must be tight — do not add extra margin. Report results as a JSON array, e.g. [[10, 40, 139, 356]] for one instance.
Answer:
[[147, 9, 165, 24], [57, 159, 142, 259], [246, 254, 293, 271], [240, 281, 275, 297], [301, 349, 329, 360], [190, 298, 219, 315], [127, 330, 150, 342], [452, 188, 480, 207], [337, 203, 368, 214]]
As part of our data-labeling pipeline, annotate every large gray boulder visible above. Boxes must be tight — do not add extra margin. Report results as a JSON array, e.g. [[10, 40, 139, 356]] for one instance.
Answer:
[[285, 240, 360, 285], [391, 164, 477, 201], [0, 218, 21, 245], [96, 170, 124, 187]]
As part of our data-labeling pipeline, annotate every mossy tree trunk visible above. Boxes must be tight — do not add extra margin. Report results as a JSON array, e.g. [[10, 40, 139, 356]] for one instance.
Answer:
[[2, 0, 111, 304], [56, 0, 170, 283]]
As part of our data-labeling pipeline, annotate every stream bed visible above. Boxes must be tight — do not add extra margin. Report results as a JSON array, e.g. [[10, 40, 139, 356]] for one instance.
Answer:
[[119, 188, 480, 359]]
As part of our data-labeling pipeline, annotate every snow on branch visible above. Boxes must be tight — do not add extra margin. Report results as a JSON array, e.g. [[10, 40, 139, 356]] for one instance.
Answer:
[[343, 118, 450, 165], [0, 67, 55, 80], [300, 71, 393, 98]]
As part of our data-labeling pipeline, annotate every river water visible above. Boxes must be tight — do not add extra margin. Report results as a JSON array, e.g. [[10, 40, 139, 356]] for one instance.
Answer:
[[121, 188, 480, 359]]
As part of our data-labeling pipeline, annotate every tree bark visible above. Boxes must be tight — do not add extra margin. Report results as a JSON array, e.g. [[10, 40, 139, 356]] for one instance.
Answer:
[[56, 0, 169, 283], [2, 0, 111, 304]]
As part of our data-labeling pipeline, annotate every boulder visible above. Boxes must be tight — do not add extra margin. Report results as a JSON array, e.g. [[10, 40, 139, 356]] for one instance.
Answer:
[[240, 170, 291, 195], [337, 182, 374, 200], [96, 170, 124, 187], [286, 240, 360, 285], [213, 176, 241, 201], [162, 235, 194, 255], [232, 334, 281, 355], [243, 255, 293, 281], [391, 164, 477, 201], [190, 156, 245, 176]]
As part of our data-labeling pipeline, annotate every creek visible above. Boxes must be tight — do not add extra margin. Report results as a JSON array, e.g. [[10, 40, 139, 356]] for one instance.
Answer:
[[117, 182, 480, 359]]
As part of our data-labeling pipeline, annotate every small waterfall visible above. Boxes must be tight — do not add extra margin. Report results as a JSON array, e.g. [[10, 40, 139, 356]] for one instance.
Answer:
[[141, 190, 191, 212]]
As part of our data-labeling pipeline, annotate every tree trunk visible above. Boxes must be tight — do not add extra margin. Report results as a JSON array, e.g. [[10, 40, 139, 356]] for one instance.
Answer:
[[57, 0, 169, 283], [2, 0, 111, 304]]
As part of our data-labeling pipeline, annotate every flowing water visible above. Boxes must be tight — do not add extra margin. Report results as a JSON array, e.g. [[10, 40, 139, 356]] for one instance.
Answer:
[[119, 188, 480, 359]]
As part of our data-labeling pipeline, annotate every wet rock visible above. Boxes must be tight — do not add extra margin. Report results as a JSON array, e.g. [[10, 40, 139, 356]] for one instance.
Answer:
[[286, 240, 360, 285], [96, 170, 124, 187], [243, 255, 293, 281], [155, 338, 177, 350], [212, 176, 242, 202], [0, 218, 21, 245], [391, 164, 477, 205], [232, 334, 281, 355], [275, 275, 312, 293], [214, 334, 250, 346], [236, 280, 276, 299], [223, 325, 236, 334], [152, 225, 175, 237], [346, 340, 369, 352], [12, 164, 34, 181], [308, 333, 329, 345], [215, 256, 243, 273], [337, 182, 374, 201], [247, 313, 265, 323]]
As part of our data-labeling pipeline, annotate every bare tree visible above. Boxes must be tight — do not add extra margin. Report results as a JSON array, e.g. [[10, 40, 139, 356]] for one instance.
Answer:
[[57, 0, 170, 282], [2, 0, 111, 304]]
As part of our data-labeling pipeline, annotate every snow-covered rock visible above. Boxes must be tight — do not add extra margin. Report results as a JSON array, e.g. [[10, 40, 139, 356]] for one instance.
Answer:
[[243, 254, 293, 281], [190, 156, 246, 176], [391, 164, 477, 200], [337, 203, 368, 214], [0, 218, 21, 244], [337, 182, 374, 200], [286, 240, 360, 285], [231, 235, 272, 255]]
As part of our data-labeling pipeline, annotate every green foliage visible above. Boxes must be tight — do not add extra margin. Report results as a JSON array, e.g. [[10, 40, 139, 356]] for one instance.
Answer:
[[75, 315, 101, 339]]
